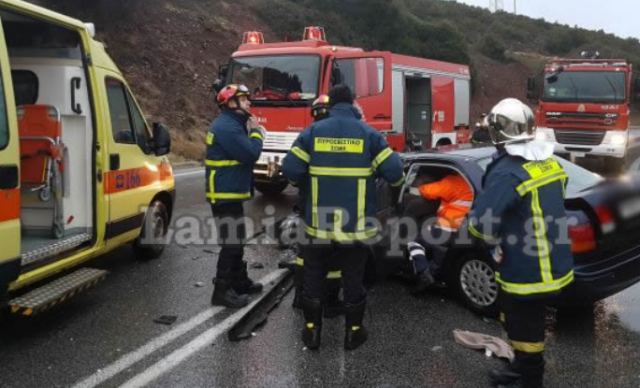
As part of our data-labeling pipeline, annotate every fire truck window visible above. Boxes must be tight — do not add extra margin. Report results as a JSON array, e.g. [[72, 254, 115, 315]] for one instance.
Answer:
[[11, 70, 38, 106], [0, 69, 7, 151], [228, 55, 320, 101], [106, 78, 136, 144], [333, 57, 384, 98]]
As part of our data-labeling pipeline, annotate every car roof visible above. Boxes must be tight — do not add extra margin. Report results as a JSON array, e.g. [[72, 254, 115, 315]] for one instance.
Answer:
[[400, 145, 496, 163]]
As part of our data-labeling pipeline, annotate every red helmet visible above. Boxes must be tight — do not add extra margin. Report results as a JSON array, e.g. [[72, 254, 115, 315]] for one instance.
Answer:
[[216, 84, 250, 107], [311, 94, 330, 120]]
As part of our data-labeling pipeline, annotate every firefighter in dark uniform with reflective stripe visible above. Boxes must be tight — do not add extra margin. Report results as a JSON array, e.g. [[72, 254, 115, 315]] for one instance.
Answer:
[[467, 98, 574, 388], [207, 84, 265, 308], [282, 85, 404, 350], [292, 94, 345, 318]]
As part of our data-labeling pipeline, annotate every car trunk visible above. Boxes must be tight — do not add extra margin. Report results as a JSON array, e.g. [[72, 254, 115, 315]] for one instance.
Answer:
[[566, 175, 640, 264]]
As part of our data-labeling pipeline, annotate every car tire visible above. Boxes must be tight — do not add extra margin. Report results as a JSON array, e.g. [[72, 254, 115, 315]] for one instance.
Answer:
[[255, 181, 288, 196], [453, 251, 499, 317], [134, 200, 169, 260]]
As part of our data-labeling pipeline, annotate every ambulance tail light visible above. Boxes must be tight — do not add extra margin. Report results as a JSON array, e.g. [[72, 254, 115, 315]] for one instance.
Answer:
[[568, 223, 596, 254], [303, 26, 326, 41], [242, 31, 264, 44]]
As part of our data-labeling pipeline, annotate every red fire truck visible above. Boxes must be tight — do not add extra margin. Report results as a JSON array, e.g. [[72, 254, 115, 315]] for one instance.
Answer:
[[217, 27, 471, 194], [528, 53, 638, 172]]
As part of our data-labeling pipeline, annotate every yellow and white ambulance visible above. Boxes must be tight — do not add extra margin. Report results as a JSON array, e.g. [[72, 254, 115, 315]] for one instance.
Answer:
[[0, 0, 175, 315]]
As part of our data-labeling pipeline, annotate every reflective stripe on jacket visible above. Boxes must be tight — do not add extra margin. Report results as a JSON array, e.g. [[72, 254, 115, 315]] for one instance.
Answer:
[[282, 103, 404, 241], [419, 174, 473, 230], [468, 151, 574, 296], [205, 110, 263, 204]]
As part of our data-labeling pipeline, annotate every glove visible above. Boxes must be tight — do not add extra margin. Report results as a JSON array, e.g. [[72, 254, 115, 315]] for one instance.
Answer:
[[490, 246, 503, 264]]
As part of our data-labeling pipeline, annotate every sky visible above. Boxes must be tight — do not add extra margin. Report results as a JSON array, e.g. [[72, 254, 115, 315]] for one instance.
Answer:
[[451, 0, 640, 40]]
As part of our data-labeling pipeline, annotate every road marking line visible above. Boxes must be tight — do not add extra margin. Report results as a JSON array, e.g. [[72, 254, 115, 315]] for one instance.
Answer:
[[119, 269, 288, 388], [71, 270, 284, 388], [174, 169, 203, 178]]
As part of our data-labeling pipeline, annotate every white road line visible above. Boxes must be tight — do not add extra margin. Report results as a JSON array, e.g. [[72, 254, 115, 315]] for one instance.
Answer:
[[119, 269, 288, 388], [71, 270, 285, 388], [174, 169, 203, 178], [71, 307, 224, 388]]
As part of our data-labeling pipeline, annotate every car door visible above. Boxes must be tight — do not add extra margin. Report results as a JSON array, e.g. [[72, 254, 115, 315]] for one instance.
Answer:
[[0, 16, 21, 291]]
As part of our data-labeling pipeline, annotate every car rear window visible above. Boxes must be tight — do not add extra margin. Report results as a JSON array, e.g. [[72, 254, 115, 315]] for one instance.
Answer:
[[476, 156, 603, 197]]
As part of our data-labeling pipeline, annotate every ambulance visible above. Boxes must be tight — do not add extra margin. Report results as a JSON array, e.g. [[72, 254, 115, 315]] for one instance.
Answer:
[[0, 0, 174, 315]]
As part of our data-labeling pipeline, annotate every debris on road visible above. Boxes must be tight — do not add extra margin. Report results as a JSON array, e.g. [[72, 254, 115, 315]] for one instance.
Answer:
[[194, 282, 205, 288], [153, 315, 178, 326], [250, 262, 265, 269]]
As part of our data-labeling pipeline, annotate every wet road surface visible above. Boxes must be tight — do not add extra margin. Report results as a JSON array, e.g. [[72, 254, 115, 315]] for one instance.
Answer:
[[1, 150, 640, 387]]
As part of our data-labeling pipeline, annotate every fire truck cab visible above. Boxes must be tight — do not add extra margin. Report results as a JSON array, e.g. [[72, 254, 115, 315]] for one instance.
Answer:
[[218, 27, 470, 194], [528, 55, 637, 172], [0, 0, 174, 316]]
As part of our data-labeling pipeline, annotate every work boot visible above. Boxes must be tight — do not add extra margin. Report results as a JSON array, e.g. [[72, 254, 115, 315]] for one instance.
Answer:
[[301, 297, 323, 350], [411, 269, 436, 295], [489, 366, 522, 387], [292, 262, 304, 309], [233, 261, 263, 295], [211, 275, 249, 308], [323, 282, 344, 318], [344, 299, 368, 350]]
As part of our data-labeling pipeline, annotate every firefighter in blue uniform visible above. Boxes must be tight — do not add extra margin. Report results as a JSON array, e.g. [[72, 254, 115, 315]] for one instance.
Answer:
[[282, 85, 405, 350], [207, 84, 266, 308], [467, 98, 574, 387], [291, 94, 345, 318]]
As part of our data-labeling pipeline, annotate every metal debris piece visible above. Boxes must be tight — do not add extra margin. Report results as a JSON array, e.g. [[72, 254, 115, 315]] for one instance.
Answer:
[[194, 282, 205, 288], [153, 315, 177, 325]]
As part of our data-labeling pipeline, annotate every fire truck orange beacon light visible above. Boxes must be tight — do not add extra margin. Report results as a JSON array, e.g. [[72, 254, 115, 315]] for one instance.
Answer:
[[242, 31, 264, 44], [303, 26, 326, 41]]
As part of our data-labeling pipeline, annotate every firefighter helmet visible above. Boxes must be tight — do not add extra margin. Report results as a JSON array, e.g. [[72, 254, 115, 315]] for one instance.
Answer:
[[311, 94, 330, 120], [487, 98, 536, 145], [216, 84, 250, 107]]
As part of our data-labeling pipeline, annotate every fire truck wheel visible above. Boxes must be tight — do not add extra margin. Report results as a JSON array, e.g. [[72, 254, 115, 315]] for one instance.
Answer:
[[255, 181, 288, 196], [134, 200, 169, 260]]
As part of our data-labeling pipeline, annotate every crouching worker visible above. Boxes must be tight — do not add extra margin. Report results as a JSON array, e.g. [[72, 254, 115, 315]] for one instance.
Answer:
[[407, 172, 473, 293]]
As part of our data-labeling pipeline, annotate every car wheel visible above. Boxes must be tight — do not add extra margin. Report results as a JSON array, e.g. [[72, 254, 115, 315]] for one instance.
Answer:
[[255, 181, 288, 196], [454, 252, 499, 316], [134, 200, 169, 260]]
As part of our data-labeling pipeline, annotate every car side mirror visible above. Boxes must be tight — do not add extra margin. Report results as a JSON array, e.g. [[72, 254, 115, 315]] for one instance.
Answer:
[[152, 122, 171, 156], [526, 77, 539, 101]]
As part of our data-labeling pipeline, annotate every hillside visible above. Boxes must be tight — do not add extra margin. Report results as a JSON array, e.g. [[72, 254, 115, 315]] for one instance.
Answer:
[[33, 0, 640, 160]]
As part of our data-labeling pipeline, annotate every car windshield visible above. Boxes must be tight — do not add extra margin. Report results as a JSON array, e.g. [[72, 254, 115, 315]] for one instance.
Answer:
[[543, 71, 626, 103], [228, 55, 320, 104], [476, 155, 604, 197]]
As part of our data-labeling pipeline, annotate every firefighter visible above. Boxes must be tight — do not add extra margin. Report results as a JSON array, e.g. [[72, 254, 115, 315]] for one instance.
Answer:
[[471, 113, 491, 145], [292, 94, 345, 318], [407, 172, 473, 292], [282, 85, 404, 350], [207, 84, 266, 308], [467, 98, 574, 387]]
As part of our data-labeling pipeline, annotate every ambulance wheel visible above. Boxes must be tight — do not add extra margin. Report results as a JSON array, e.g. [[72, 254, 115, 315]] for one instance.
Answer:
[[453, 252, 499, 317], [255, 181, 288, 196], [134, 200, 169, 260]]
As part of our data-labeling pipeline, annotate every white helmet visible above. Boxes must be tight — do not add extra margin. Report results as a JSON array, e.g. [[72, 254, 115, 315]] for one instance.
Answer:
[[487, 98, 536, 145]]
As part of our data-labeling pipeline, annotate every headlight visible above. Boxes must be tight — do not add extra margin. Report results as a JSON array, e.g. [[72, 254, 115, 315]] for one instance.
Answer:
[[610, 133, 626, 146]]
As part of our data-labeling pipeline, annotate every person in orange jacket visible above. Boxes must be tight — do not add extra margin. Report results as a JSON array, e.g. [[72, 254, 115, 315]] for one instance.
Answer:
[[407, 173, 473, 293]]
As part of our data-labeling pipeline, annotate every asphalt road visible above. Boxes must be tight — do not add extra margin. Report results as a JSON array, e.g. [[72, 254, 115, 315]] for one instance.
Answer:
[[2, 155, 640, 388]]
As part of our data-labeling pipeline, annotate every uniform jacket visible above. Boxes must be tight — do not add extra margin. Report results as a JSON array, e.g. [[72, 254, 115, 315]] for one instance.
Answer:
[[419, 174, 473, 230], [282, 103, 404, 241], [468, 150, 574, 296], [205, 110, 264, 204]]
